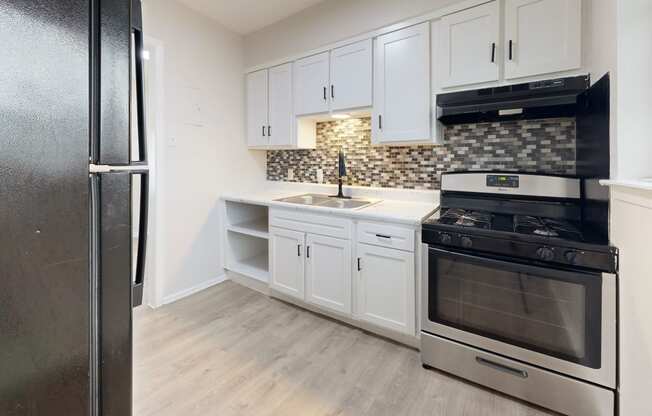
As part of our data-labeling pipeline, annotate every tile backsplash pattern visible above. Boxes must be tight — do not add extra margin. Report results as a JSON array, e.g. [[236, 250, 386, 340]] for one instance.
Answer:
[[266, 117, 576, 190]]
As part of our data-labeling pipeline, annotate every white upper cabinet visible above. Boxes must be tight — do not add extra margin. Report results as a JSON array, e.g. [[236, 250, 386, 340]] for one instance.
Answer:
[[373, 22, 431, 144], [330, 39, 373, 112], [268, 63, 293, 146], [439, 1, 500, 88], [305, 234, 352, 315], [504, 0, 582, 80], [293, 52, 330, 116], [246, 69, 268, 147]]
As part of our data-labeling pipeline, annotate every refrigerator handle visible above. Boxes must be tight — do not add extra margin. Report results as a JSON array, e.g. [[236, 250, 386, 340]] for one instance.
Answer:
[[131, 0, 148, 307], [132, 0, 147, 163], [132, 171, 148, 307]]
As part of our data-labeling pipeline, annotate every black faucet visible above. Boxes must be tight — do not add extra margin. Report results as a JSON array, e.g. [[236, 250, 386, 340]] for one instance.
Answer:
[[330, 148, 351, 199]]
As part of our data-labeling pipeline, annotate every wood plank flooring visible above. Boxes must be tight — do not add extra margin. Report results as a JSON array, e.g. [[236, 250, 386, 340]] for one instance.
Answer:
[[134, 281, 555, 416]]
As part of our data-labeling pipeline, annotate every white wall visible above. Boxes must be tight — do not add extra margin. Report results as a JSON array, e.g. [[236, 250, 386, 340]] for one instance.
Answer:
[[243, 0, 463, 68], [143, 0, 266, 303], [615, 0, 652, 181]]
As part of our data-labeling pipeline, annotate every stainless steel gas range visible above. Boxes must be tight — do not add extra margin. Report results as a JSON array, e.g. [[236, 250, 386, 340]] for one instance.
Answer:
[[420, 172, 618, 416]]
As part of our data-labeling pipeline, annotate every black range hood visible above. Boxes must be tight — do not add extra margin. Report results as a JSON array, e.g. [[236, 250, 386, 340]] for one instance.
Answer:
[[437, 75, 590, 125]]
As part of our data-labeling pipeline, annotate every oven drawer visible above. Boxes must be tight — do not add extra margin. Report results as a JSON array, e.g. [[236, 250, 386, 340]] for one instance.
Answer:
[[356, 221, 414, 252], [421, 332, 614, 416]]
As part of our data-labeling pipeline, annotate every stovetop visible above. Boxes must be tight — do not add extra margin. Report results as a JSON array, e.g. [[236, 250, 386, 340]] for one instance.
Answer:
[[422, 207, 617, 272], [426, 208, 586, 242]]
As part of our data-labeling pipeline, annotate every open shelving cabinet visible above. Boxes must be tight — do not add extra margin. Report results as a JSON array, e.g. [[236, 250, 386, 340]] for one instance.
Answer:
[[223, 200, 269, 283]]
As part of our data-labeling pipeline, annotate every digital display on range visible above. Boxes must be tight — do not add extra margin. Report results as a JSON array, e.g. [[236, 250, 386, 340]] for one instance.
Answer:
[[486, 175, 519, 188]]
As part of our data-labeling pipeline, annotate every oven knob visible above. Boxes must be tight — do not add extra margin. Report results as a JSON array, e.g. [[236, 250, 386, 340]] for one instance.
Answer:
[[536, 247, 554, 261], [564, 250, 578, 264], [439, 233, 452, 244], [460, 236, 473, 248]]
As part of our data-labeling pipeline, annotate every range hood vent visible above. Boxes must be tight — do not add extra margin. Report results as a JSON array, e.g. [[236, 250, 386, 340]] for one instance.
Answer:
[[436, 76, 590, 125]]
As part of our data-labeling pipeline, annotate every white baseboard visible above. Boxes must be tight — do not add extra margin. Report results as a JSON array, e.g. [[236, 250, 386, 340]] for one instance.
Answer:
[[161, 274, 227, 305]]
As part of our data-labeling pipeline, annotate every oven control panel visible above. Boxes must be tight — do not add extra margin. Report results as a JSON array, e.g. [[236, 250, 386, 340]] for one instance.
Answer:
[[486, 174, 519, 188]]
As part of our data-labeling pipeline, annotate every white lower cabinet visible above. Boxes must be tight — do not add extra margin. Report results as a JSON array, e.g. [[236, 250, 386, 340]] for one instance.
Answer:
[[269, 209, 417, 342], [305, 234, 352, 314], [356, 243, 415, 335], [269, 227, 305, 299]]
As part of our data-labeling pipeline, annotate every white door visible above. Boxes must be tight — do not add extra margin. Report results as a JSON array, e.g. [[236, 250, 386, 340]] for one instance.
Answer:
[[270, 227, 305, 300], [330, 39, 373, 112], [504, 0, 582, 80], [357, 243, 415, 335], [268, 63, 293, 146], [439, 1, 500, 88], [373, 22, 430, 144], [246, 69, 269, 147], [293, 52, 330, 116], [305, 234, 352, 314]]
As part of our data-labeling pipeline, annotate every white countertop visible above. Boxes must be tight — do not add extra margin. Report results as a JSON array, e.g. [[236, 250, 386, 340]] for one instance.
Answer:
[[221, 184, 439, 226], [600, 178, 652, 192]]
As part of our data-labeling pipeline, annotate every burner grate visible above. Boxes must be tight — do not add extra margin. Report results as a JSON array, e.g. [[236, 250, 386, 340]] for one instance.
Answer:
[[439, 208, 492, 229]]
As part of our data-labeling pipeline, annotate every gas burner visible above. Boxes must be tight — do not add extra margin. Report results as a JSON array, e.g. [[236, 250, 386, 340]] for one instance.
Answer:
[[439, 208, 491, 229], [514, 216, 583, 241]]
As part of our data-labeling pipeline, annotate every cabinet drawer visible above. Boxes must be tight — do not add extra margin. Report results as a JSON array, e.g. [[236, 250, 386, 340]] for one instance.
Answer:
[[356, 221, 414, 252], [270, 208, 352, 239]]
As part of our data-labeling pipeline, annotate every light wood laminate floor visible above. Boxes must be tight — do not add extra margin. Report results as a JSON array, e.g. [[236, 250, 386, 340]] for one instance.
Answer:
[[134, 281, 555, 416]]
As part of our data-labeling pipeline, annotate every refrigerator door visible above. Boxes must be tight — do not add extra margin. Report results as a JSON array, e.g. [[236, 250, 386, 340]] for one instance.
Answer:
[[0, 1, 91, 414], [89, 0, 135, 414]]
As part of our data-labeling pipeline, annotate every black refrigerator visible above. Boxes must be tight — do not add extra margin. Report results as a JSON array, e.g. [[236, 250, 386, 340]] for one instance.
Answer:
[[0, 1, 148, 415]]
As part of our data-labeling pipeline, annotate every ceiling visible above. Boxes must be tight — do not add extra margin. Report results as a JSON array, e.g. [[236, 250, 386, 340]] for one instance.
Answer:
[[176, 0, 328, 35]]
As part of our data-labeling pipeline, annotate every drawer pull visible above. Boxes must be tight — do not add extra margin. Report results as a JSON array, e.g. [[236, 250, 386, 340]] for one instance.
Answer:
[[375, 234, 392, 239], [476, 357, 528, 379]]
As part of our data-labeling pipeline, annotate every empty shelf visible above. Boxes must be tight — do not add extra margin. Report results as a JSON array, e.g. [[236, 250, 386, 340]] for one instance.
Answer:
[[227, 252, 269, 283], [227, 218, 269, 239]]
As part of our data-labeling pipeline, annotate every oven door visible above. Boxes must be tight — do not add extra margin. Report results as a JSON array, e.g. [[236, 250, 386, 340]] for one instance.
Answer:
[[422, 246, 616, 388]]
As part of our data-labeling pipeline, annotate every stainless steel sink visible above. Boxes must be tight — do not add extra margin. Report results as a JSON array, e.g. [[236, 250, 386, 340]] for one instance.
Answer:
[[317, 198, 374, 209], [275, 193, 377, 210], [275, 193, 331, 205]]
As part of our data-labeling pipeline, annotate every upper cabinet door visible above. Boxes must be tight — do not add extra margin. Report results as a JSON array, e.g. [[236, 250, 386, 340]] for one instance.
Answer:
[[330, 39, 373, 112], [246, 69, 269, 147], [373, 22, 431, 144], [439, 1, 500, 88], [293, 52, 330, 116], [305, 234, 352, 315], [504, 0, 582, 80], [270, 227, 305, 300], [268, 63, 293, 146]]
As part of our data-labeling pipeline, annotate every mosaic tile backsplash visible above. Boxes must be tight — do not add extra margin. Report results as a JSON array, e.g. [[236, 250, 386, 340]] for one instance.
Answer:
[[266, 117, 576, 190]]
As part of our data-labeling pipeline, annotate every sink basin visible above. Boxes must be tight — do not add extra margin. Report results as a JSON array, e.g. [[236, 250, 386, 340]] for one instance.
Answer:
[[317, 198, 375, 209], [276, 193, 331, 205], [275, 193, 377, 210]]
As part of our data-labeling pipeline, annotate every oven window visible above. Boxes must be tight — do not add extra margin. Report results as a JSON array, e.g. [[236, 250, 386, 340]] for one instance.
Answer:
[[429, 251, 601, 368]]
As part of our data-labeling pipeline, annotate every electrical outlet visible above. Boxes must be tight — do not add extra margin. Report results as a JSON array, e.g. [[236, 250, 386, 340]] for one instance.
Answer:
[[316, 169, 324, 183], [287, 168, 294, 181]]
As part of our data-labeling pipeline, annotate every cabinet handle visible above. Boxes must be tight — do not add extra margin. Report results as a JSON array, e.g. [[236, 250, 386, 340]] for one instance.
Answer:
[[323, 86, 327, 101], [268, 125, 271, 136], [306, 246, 310, 258], [508, 40, 513, 61], [357, 257, 361, 271], [262, 125, 266, 136], [491, 42, 496, 63], [331, 85, 334, 99], [378, 115, 382, 130], [376, 234, 391, 239]]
